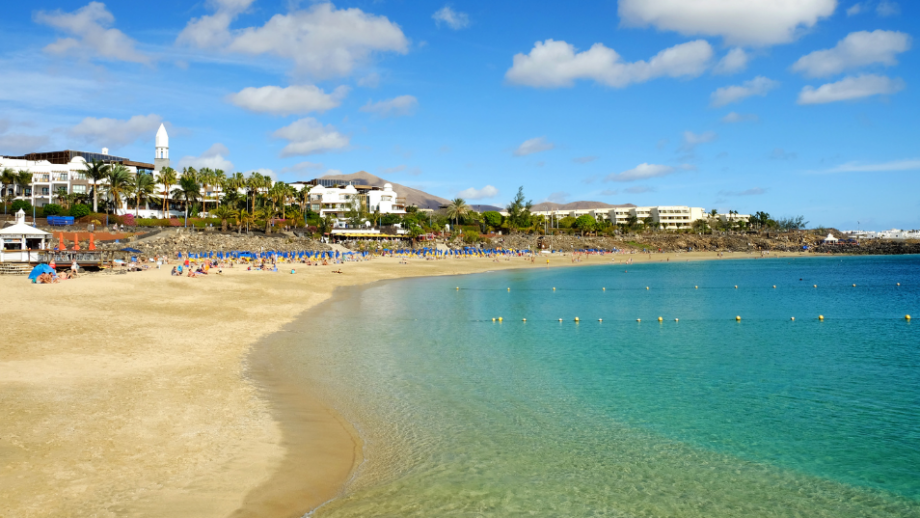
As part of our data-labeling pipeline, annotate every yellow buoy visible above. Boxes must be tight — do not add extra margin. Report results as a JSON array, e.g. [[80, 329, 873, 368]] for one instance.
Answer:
[[507, 287, 511, 291], [456, 287, 459, 290], [492, 318, 496, 322], [736, 316, 741, 321], [558, 318, 563, 322], [735, 285, 738, 289], [636, 318, 641, 322], [675, 318, 679, 322], [522, 318, 527, 322], [498, 317, 503, 322], [553, 287, 556, 291], [646, 286, 650, 290], [658, 317, 663, 322], [814, 284, 818, 288], [773, 285, 776, 289], [791, 317, 795, 321], [598, 318, 603, 322], [897, 283, 901, 286], [602, 287, 606, 291], [695, 286, 698, 289], [819, 315, 824, 321], [852, 284, 856, 287], [906, 315, 911, 321], [574, 317, 580, 322]]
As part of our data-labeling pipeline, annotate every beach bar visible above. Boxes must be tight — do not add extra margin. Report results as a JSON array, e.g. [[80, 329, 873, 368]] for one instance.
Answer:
[[0, 209, 50, 264]]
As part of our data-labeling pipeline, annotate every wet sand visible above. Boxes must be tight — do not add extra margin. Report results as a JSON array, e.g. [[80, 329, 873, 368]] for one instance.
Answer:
[[0, 250, 807, 517]]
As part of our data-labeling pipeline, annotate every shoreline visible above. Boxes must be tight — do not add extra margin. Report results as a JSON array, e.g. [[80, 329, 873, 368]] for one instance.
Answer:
[[0, 250, 815, 517]]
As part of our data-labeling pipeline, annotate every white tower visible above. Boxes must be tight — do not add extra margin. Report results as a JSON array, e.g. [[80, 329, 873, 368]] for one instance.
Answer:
[[154, 123, 170, 172]]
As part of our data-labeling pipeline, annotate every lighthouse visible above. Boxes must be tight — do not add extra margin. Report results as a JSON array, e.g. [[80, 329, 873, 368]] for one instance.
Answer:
[[154, 123, 169, 173]]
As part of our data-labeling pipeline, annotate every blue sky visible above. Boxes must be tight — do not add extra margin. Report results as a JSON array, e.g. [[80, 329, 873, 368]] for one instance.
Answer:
[[0, 0, 917, 229]]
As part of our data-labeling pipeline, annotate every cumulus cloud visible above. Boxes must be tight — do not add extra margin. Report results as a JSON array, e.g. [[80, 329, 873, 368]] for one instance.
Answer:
[[791, 30, 911, 78], [846, 3, 864, 16], [382, 165, 406, 174], [719, 187, 767, 196], [822, 158, 920, 172], [876, 1, 900, 16], [710, 76, 779, 107], [70, 114, 162, 148], [272, 117, 350, 157], [625, 185, 655, 194], [457, 185, 499, 199], [605, 163, 678, 182], [227, 85, 349, 115], [714, 48, 749, 75], [544, 191, 570, 204], [280, 161, 323, 174], [505, 39, 712, 88], [360, 95, 418, 117], [617, 0, 836, 46], [357, 73, 380, 88], [0, 121, 50, 155], [178, 2, 408, 78], [513, 137, 555, 157], [573, 156, 598, 164], [432, 6, 470, 30], [35, 2, 150, 64], [178, 143, 234, 171], [681, 131, 718, 152], [798, 74, 905, 104], [721, 112, 759, 123]]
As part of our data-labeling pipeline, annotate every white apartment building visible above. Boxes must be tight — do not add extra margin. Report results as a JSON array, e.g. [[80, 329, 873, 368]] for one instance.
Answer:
[[521, 205, 709, 230], [301, 182, 406, 221]]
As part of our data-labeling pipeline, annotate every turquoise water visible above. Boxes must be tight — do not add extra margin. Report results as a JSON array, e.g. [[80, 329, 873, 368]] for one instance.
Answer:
[[278, 256, 920, 517]]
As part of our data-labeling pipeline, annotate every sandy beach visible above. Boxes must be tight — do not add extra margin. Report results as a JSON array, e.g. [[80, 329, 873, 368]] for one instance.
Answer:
[[0, 250, 806, 517]]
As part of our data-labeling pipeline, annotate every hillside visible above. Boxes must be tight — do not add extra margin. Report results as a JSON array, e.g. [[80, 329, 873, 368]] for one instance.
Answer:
[[320, 171, 451, 209]]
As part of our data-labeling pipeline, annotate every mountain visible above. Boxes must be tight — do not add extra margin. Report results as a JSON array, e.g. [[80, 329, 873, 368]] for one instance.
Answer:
[[470, 204, 503, 213], [319, 171, 451, 209], [530, 201, 636, 212]]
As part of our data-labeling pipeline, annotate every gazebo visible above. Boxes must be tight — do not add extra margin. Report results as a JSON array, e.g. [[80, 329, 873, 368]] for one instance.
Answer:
[[0, 209, 50, 263], [822, 233, 839, 244]]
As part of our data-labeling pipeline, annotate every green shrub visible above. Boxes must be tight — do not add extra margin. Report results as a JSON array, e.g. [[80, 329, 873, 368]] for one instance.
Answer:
[[462, 229, 482, 244], [42, 203, 63, 216], [69, 204, 91, 218], [11, 200, 32, 213]]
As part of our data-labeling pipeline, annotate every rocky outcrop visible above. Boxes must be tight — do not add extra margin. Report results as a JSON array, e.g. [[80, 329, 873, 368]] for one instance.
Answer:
[[97, 230, 330, 256]]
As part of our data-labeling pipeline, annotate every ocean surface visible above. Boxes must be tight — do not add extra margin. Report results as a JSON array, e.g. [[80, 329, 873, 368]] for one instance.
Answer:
[[275, 255, 920, 517]]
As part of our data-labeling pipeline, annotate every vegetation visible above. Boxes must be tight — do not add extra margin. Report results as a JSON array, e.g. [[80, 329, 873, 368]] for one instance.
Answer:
[[504, 186, 532, 231], [42, 203, 63, 216], [69, 204, 91, 218]]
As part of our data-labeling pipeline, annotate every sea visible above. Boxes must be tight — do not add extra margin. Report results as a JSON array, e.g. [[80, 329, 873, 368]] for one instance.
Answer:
[[272, 255, 920, 517]]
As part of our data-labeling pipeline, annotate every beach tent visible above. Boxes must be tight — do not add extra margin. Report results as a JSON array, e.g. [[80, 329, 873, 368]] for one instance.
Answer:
[[27, 263, 55, 280], [822, 233, 839, 244]]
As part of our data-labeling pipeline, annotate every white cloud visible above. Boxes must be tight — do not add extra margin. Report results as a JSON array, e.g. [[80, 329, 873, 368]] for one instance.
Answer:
[[846, 3, 864, 16], [513, 137, 555, 157], [681, 131, 718, 151], [719, 187, 767, 196], [876, 1, 900, 16], [573, 156, 598, 164], [360, 95, 418, 117], [357, 73, 380, 88], [618, 0, 836, 46], [178, 143, 235, 171], [70, 114, 162, 148], [0, 123, 50, 155], [383, 165, 406, 174], [798, 74, 905, 104], [457, 185, 499, 200], [227, 85, 349, 115], [505, 39, 712, 88], [217, 3, 408, 78], [600, 189, 618, 196], [625, 185, 655, 194], [272, 117, 350, 157], [713, 48, 749, 75], [721, 112, 759, 123], [280, 161, 323, 174], [710, 76, 779, 106], [791, 30, 911, 78], [35, 2, 150, 64], [544, 191, 570, 204], [605, 163, 679, 182], [433, 6, 470, 30], [822, 158, 920, 172]]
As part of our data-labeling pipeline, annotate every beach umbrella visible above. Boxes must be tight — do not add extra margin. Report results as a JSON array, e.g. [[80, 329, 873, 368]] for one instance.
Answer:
[[120, 247, 142, 253], [28, 263, 55, 280]]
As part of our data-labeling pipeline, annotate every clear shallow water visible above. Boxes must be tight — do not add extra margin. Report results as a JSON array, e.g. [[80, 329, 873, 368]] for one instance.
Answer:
[[277, 256, 920, 517]]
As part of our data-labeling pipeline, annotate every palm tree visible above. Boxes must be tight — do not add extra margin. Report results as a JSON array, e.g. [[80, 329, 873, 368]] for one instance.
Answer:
[[211, 205, 234, 232], [172, 175, 201, 225], [446, 198, 470, 231], [212, 169, 226, 207], [157, 167, 178, 216], [104, 165, 132, 214], [16, 171, 33, 206], [296, 184, 312, 217], [236, 209, 252, 234], [1, 168, 17, 213], [83, 159, 110, 213], [55, 186, 70, 208], [130, 173, 157, 217]]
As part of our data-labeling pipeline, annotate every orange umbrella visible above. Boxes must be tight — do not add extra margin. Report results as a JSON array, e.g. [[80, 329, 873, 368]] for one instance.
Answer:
[[88, 234, 96, 251], [72, 233, 80, 251]]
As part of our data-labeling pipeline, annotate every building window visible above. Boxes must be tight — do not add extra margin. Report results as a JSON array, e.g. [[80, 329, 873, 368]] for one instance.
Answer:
[[41, 188, 50, 195], [73, 185, 87, 194]]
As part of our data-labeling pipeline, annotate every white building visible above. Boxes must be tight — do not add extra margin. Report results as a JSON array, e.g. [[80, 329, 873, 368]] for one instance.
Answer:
[[521, 205, 709, 230], [154, 123, 169, 173], [0, 209, 50, 263], [301, 182, 406, 222]]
